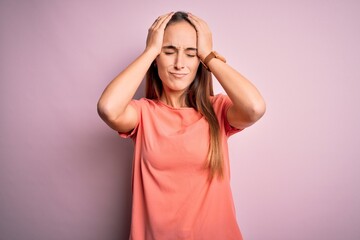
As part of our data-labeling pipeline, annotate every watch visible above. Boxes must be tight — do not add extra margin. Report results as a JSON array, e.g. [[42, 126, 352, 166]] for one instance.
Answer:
[[201, 51, 226, 71]]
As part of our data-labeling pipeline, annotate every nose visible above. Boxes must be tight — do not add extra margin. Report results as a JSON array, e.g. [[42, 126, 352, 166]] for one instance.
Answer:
[[174, 53, 185, 70]]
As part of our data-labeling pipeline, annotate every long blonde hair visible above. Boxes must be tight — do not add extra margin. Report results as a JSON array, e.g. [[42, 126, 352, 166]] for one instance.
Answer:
[[145, 11, 223, 179]]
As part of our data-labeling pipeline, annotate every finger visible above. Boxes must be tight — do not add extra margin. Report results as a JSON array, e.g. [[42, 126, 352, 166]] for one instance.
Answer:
[[187, 12, 205, 23], [156, 12, 174, 29], [187, 15, 203, 31], [187, 13, 208, 29], [150, 13, 167, 29], [152, 16, 161, 25], [150, 14, 167, 28], [153, 12, 173, 29], [187, 12, 202, 24]]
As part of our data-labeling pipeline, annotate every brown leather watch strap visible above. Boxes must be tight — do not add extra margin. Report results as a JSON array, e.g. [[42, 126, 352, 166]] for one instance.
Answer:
[[201, 51, 226, 71]]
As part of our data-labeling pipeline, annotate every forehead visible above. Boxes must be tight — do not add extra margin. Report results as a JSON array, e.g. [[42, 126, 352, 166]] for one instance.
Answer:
[[163, 21, 197, 49]]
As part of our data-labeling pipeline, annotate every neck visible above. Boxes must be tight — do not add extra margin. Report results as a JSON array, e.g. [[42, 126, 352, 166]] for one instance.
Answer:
[[160, 91, 187, 108]]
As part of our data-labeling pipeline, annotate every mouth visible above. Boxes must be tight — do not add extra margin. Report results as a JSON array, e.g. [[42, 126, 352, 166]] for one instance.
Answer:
[[170, 72, 188, 78]]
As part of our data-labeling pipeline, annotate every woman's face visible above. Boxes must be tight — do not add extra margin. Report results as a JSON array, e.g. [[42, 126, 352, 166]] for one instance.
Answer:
[[156, 21, 200, 95]]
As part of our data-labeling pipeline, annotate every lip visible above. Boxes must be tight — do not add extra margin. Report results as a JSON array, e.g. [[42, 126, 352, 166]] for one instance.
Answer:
[[170, 72, 188, 78]]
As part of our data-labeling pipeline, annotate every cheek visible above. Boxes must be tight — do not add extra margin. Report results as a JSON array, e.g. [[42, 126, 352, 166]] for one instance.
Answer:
[[155, 65, 168, 82], [156, 54, 170, 65], [155, 58, 166, 71], [192, 61, 201, 70], [155, 58, 169, 74]]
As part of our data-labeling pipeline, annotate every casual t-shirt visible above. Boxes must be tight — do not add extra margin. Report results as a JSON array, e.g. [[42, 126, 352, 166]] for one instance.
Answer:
[[120, 94, 243, 240]]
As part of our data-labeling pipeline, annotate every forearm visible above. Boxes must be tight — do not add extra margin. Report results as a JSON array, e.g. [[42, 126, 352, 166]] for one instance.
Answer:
[[97, 48, 157, 120], [208, 58, 266, 124]]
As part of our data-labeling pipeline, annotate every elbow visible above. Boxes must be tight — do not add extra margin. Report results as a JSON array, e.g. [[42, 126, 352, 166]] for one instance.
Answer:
[[97, 100, 108, 121], [97, 99, 118, 123], [250, 100, 266, 122], [229, 100, 266, 129], [239, 100, 266, 126]]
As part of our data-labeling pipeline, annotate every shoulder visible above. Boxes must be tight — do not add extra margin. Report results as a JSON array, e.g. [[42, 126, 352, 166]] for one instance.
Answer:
[[132, 97, 153, 105], [131, 97, 159, 109], [211, 94, 243, 136], [210, 93, 233, 110]]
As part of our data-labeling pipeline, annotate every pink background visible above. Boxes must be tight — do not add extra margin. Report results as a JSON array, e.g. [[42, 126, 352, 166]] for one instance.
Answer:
[[1, 0, 359, 239]]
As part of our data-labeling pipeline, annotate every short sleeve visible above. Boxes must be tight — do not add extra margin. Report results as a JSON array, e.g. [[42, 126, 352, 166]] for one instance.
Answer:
[[118, 99, 141, 139], [212, 94, 243, 137]]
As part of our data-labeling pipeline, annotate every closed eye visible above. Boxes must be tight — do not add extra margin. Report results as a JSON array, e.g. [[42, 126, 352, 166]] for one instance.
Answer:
[[162, 45, 198, 57], [185, 49, 197, 58]]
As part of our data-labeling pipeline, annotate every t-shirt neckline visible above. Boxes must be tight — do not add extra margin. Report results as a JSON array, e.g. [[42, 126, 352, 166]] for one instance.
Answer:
[[155, 99, 196, 111]]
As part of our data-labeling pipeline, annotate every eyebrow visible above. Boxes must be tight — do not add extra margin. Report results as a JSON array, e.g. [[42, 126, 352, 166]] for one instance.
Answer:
[[162, 45, 197, 51]]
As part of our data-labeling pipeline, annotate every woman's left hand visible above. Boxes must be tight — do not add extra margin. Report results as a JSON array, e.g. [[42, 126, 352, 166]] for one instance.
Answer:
[[187, 13, 213, 61]]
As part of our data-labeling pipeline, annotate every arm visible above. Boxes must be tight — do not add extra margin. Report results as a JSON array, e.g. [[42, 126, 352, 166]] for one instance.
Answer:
[[188, 13, 266, 129], [207, 59, 266, 129], [97, 13, 173, 132]]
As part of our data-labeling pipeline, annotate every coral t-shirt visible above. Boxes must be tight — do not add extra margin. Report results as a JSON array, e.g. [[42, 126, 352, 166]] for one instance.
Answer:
[[120, 94, 243, 240]]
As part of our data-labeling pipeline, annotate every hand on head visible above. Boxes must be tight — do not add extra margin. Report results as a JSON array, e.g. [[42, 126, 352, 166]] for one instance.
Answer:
[[146, 12, 174, 55], [187, 13, 213, 61], [146, 12, 213, 61]]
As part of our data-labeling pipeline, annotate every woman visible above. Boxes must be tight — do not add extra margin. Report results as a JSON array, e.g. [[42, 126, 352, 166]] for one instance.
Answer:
[[97, 11, 265, 240]]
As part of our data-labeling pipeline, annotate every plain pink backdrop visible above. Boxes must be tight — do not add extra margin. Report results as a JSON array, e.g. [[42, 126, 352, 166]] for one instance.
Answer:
[[1, 0, 359, 239]]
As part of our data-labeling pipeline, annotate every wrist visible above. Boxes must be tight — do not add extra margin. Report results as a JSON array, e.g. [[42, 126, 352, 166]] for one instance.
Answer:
[[143, 47, 160, 59], [199, 51, 212, 62], [200, 51, 226, 71]]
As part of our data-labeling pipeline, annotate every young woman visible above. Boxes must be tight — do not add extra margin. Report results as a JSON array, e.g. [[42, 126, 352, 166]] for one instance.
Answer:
[[97, 11, 266, 240]]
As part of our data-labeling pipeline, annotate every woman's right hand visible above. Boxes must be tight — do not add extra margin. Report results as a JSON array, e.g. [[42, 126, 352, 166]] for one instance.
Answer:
[[145, 12, 174, 55]]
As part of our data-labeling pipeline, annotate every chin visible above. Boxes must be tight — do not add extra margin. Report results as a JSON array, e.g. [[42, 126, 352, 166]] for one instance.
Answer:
[[163, 82, 190, 93]]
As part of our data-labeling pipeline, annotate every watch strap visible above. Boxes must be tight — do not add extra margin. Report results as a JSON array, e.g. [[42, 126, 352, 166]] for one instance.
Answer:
[[201, 51, 226, 71]]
